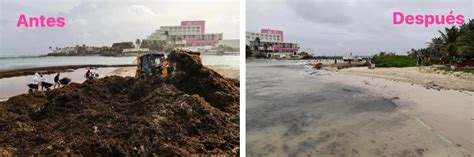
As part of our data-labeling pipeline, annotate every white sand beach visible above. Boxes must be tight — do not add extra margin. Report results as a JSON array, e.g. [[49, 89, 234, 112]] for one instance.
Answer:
[[339, 66, 474, 91]]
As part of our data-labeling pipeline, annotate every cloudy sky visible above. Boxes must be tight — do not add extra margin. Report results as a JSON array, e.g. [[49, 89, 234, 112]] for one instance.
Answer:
[[0, 0, 239, 56], [247, 0, 474, 56]]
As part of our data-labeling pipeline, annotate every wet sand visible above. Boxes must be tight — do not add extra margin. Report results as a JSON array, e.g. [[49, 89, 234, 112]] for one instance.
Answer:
[[330, 70, 474, 153], [246, 63, 470, 156]]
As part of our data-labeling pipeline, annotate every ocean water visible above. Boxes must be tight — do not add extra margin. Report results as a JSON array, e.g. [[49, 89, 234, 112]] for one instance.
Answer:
[[0, 54, 240, 71]]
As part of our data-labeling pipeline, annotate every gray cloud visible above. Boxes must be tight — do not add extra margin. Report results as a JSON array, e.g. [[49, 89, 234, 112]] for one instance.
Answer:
[[287, 0, 353, 25], [0, 0, 240, 56]]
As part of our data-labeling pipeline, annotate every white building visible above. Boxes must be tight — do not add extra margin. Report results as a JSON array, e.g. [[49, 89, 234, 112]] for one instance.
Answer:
[[246, 32, 281, 44], [146, 20, 223, 47]]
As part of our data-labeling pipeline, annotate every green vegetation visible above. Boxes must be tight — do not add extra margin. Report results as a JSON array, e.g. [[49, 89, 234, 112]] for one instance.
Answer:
[[372, 55, 417, 67], [408, 19, 474, 64], [435, 66, 474, 74], [301, 54, 317, 59]]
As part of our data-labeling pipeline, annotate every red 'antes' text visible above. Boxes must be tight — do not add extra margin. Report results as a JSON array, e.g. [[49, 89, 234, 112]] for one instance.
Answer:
[[16, 14, 65, 27]]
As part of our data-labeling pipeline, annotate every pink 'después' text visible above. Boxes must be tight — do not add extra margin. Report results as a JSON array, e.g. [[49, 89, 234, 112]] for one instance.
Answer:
[[393, 11, 464, 27]]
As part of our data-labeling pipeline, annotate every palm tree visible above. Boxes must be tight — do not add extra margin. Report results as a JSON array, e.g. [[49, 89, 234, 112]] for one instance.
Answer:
[[457, 33, 474, 57], [170, 36, 177, 47], [164, 31, 169, 39], [135, 39, 141, 49], [75, 45, 80, 54], [255, 37, 261, 47], [438, 26, 460, 63], [246, 45, 252, 58], [164, 31, 170, 45], [176, 36, 182, 48], [252, 37, 261, 56], [428, 37, 445, 62], [457, 19, 474, 58]]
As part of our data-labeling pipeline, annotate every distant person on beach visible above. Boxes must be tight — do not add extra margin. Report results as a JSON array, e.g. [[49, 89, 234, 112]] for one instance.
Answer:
[[54, 73, 60, 88], [84, 70, 92, 80], [30, 73, 40, 91], [33, 73, 40, 85], [40, 75, 47, 91]]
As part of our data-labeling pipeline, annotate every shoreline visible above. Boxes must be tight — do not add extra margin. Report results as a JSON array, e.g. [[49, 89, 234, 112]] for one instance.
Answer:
[[338, 66, 474, 92], [0, 64, 136, 79]]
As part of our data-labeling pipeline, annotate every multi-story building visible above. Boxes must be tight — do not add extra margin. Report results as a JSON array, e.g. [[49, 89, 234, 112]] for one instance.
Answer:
[[146, 20, 223, 47], [246, 31, 282, 43], [246, 29, 299, 58]]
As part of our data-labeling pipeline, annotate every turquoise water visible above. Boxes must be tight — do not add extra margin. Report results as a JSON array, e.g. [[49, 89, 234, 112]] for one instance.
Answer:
[[0, 54, 240, 71]]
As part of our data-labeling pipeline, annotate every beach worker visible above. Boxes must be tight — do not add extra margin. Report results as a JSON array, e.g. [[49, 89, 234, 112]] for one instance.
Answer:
[[162, 63, 169, 77], [54, 72, 60, 88], [31, 73, 40, 91], [40, 74, 47, 91], [33, 73, 40, 85], [334, 59, 337, 64], [84, 70, 92, 80]]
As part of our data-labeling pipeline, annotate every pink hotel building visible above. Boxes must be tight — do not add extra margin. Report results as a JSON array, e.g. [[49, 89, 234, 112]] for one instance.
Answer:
[[146, 20, 223, 47], [246, 29, 299, 55]]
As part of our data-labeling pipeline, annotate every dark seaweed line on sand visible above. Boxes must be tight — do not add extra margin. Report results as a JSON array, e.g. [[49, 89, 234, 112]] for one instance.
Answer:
[[0, 64, 136, 79]]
